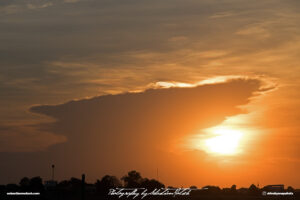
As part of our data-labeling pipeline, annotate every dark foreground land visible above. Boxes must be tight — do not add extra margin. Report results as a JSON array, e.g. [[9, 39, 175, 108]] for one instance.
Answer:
[[1, 170, 299, 200], [1, 192, 299, 200]]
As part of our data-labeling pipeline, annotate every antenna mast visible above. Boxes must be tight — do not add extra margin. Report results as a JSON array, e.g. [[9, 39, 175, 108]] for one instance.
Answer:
[[51, 164, 55, 181]]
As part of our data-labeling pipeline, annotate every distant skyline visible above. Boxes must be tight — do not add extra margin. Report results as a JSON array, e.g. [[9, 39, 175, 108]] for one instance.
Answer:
[[0, 0, 300, 188]]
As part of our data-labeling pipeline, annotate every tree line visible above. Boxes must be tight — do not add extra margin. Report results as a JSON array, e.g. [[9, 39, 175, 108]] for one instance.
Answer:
[[0, 170, 297, 200]]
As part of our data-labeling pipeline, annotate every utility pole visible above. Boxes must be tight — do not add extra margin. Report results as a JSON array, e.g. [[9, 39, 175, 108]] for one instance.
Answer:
[[51, 164, 55, 181], [81, 174, 85, 200]]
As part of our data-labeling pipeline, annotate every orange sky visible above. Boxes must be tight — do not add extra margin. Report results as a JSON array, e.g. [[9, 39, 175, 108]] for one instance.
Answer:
[[0, 0, 300, 189]]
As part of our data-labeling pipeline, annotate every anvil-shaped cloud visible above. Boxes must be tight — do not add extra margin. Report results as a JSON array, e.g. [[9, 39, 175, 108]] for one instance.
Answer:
[[0, 78, 271, 185], [7, 79, 262, 180], [30, 78, 263, 146]]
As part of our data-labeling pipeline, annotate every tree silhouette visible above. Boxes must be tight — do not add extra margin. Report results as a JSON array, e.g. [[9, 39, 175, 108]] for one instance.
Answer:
[[69, 177, 82, 193], [202, 186, 221, 195], [248, 184, 259, 195], [19, 177, 30, 190], [230, 184, 237, 194], [121, 170, 143, 188], [96, 175, 121, 196], [29, 176, 44, 192], [231, 184, 236, 191], [287, 186, 294, 192]]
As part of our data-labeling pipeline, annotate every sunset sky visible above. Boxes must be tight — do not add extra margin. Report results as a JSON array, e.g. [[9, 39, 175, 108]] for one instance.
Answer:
[[1, 0, 300, 188]]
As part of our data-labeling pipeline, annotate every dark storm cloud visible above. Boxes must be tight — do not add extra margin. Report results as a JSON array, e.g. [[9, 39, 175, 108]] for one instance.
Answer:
[[30, 79, 261, 129], [36, 80, 263, 166], [0, 78, 266, 184]]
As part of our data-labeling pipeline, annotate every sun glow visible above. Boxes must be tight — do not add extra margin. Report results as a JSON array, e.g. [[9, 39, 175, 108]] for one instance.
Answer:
[[188, 125, 248, 156], [204, 127, 243, 155]]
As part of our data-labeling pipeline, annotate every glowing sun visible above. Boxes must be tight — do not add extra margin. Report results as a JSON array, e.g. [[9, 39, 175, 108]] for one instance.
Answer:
[[204, 127, 243, 155]]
